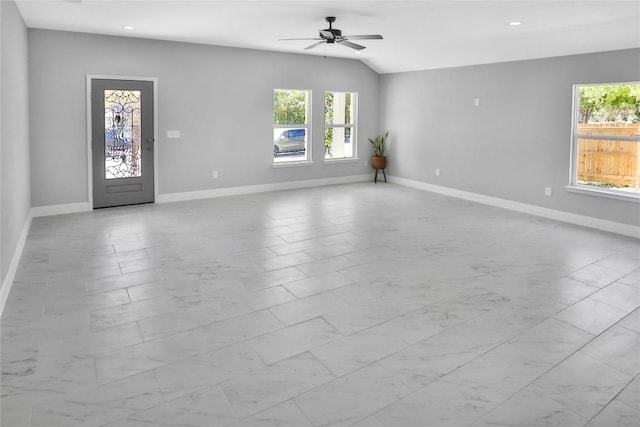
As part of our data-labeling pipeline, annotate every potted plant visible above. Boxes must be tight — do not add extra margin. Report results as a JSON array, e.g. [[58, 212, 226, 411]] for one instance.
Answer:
[[369, 132, 388, 182]]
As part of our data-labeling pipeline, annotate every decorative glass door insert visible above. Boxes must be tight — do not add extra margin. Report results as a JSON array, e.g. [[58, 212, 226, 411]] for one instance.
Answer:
[[91, 79, 154, 209], [104, 90, 142, 179]]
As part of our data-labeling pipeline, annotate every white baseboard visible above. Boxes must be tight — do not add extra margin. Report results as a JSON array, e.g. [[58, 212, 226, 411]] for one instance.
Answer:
[[31, 202, 91, 218], [390, 176, 639, 238], [157, 174, 372, 204], [0, 214, 32, 315]]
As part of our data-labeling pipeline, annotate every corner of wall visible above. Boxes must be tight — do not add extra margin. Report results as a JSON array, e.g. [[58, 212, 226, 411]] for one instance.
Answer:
[[0, 212, 32, 315]]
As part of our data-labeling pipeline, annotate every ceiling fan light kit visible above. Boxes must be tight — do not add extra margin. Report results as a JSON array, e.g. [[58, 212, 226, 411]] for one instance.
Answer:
[[280, 16, 383, 51]]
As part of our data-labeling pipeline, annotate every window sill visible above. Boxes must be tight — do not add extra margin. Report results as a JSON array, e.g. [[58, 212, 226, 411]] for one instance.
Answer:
[[565, 185, 640, 202], [272, 160, 314, 169], [324, 157, 360, 164]]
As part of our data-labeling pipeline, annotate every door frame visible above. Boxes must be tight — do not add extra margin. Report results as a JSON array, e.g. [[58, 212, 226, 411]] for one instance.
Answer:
[[86, 75, 159, 209]]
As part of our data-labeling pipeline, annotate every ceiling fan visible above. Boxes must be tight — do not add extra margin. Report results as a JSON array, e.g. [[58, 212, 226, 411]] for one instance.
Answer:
[[280, 16, 383, 51]]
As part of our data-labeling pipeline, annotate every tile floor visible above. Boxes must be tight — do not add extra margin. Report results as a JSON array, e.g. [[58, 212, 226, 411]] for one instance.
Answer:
[[1, 182, 639, 427]]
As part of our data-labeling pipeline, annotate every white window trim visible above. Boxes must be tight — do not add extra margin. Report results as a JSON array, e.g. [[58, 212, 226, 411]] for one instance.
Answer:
[[324, 158, 360, 164], [324, 91, 358, 162], [568, 82, 640, 203], [273, 89, 312, 165], [565, 184, 640, 202], [272, 160, 314, 168]]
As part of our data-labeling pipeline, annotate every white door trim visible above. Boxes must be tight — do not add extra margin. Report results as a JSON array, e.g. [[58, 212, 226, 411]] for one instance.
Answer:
[[86, 75, 159, 208]]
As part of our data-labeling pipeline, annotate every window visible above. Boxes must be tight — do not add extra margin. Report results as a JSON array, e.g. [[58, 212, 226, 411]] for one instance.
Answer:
[[273, 89, 311, 164], [569, 82, 640, 199], [325, 91, 357, 160]]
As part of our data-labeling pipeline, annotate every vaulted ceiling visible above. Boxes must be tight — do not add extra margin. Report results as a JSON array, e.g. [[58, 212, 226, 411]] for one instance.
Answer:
[[15, 0, 640, 74]]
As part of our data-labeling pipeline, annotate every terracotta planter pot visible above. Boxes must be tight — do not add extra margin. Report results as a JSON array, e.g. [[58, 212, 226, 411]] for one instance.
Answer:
[[370, 156, 387, 170], [370, 156, 387, 183]]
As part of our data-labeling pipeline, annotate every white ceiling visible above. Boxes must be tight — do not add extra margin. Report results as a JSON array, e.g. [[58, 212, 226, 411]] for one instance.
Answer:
[[14, 0, 640, 74]]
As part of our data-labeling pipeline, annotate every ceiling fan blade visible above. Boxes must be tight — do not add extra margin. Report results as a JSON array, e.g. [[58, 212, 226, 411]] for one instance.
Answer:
[[279, 37, 323, 41], [339, 40, 366, 50], [319, 30, 335, 40], [305, 41, 326, 50], [343, 34, 383, 40]]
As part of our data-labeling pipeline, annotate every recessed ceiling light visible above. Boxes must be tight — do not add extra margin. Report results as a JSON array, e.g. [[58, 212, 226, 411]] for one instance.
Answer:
[[354, 51, 363, 55], [508, 21, 523, 26], [122, 25, 135, 30]]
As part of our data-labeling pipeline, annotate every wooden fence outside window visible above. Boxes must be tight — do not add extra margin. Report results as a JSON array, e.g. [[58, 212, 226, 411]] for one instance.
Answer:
[[577, 123, 640, 191]]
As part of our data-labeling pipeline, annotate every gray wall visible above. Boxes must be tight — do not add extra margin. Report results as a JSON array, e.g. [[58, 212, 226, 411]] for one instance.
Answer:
[[380, 49, 640, 226], [1, 0, 31, 286], [28, 30, 379, 207]]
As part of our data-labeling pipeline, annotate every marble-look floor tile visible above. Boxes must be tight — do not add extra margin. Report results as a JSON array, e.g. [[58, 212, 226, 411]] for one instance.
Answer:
[[65, 371, 163, 411], [585, 400, 640, 427], [581, 324, 640, 377], [86, 269, 162, 295], [242, 267, 308, 292], [0, 385, 64, 412], [541, 276, 600, 306], [37, 321, 143, 361], [30, 400, 133, 427], [330, 278, 403, 305], [321, 296, 423, 335], [616, 376, 640, 412], [617, 268, 640, 289], [2, 353, 97, 393], [554, 297, 629, 335], [350, 415, 386, 427], [374, 376, 499, 427], [591, 282, 640, 313], [473, 386, 587, 427], [123, 386, 239, 427], [227, 400, 313, 427], [43, 288, 131, 316], [137, 300, 282, 341], [376, 329, 498, 391], [249, 317, 342, 364], [568, 264, 626, 288], [534, 352, 634, 420], [294, 364, 410, 427], [311, 321, 413, 376], [3, 183, 639, 427], [500, 317, 594, 365], [125, 276, 203, 302], [283, 271, 353, 298], [0, 406, 31, 427], [154, 342, 264, 402], [221, 352, 334, 418], [268, 291, 349, 326], [295, 254, 361, 277], [595, 252, 640, 275], [90, 295, 180, 331], [302, 241, 358, 260], [259, 251, 315, 272], [618, 308, 640, 333]]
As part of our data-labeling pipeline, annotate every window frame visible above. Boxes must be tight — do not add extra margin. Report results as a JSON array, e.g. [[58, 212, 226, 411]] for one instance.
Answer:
[[324, 91, 358, 162], [567, 82, 640, 202], [273, 88, 313, 167]]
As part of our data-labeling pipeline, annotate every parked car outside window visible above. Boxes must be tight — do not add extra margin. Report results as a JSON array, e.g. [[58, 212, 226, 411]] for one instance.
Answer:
[[274, 128, 306, 156]]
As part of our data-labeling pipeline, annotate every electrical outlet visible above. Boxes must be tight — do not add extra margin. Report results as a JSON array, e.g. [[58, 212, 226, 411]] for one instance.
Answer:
[[544, 187, 552, 196], [435, 168, 441, 176], [364, 160, 368, 166], [213, 170, 218, 179]]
